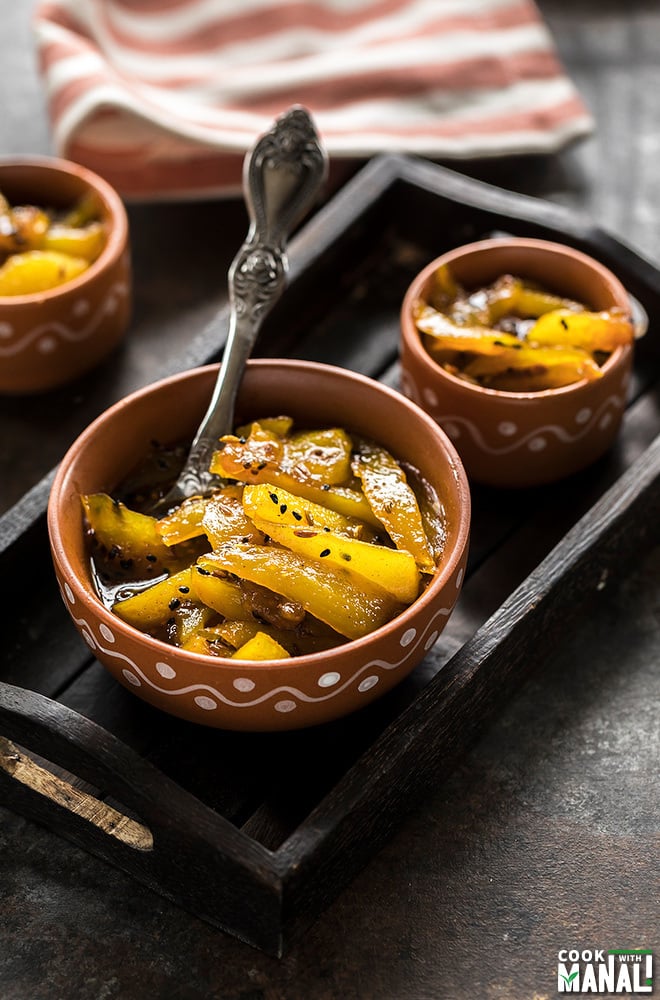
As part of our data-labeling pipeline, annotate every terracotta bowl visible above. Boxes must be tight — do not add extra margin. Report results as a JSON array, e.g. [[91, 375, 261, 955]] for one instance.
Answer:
[[48, 360, 471, 731], [0, 156, 131, 394], [400, 238, 634, 488]]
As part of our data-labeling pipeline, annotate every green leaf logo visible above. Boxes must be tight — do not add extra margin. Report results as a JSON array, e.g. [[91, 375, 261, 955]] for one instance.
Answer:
[[560, 971, 579, 985]]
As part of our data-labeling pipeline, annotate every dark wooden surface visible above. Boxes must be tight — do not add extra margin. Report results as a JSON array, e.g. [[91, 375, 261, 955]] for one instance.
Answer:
[[1, 1, 659, 997]]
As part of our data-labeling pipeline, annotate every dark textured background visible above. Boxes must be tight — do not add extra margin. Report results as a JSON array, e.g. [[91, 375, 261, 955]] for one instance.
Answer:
[[1, 2, 658, 998]]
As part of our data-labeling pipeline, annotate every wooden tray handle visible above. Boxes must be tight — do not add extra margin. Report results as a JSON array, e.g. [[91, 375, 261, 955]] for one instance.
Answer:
[[0, 680, 252, 864]]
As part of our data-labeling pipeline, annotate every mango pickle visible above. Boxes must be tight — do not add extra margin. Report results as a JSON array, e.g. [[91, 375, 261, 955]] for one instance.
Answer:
[[0, 189, 107, 295], [415, 268, 636, 391], [83, 416, 448, 660]]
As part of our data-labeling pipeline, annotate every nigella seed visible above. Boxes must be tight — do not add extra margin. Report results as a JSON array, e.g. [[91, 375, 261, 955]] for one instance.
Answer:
[[269, 492, 279, 504], [280, 504, 287, 514], [196, 566, 211, 576], [323, 526, 330, 532], [146, 553, 157, 562], [257, 461, 268, 470], [108, 545, 120, 559], [239, 436, 247, 444], [169, 598, 181, 610], [243, 460, 252, 469], [341, 553, 352, 561], [319, 548, 331, 558], [120, 558, 133, 570], [560, 318, 569, 330], [292, 511, 302, 521], [321, 484, 330, 491], [178, 586, 190, 594]]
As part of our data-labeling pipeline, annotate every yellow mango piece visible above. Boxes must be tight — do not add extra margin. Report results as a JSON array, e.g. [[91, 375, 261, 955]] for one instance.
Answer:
[[429, 262, 460, 306], [485, 363, 600, 392], [43, 221, 106, 262], [180, 633, 213, 655], [389, 463, 448, 566], [192, 620, 314, 657], [242, 482, 368, 536], [466, 275, 582, 325], [212, 423, 284, 477], [506, 281, 584, 319], [201, 488, 264, 548], [0, 249, 88, 295], [155, 486, 256, 547], [232, 631, 291, 661], [284, 427, 353, 484], [211, 619, 263, 650], [413, 301, 520, 354], [173, 602, 214, 645], [113, 568, 192, 630], [235, 416, 293, 439], [199, 545, 403, 640], [253, 518, 421, 604], [0, 204, 50, 255], [82, 493, 188, 577], [526, 308, 633, 353], [352, 443, 435, 573], [156, 495, 209, 545], [463, 344, 602, 382], [60, 191, 103, 228], [190, 567, 250, 620]]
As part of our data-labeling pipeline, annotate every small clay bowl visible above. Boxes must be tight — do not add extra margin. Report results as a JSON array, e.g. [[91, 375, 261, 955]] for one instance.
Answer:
[[400, 238, 634, 488], [48, 360, 471, 732], [0, 156, 131, 394]]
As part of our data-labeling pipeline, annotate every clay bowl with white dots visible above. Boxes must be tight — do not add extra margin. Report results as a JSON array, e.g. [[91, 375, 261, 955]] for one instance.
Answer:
[[47, 360, 471, 731], [0, 157, 130, 394], [400, 238, 634, 488]]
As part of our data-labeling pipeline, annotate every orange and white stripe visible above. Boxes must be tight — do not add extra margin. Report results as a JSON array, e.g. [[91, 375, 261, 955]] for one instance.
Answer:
[[33, 0, 593, 200]]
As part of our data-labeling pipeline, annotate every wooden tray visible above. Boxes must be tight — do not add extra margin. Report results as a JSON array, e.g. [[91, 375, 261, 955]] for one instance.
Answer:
[[1, 155, 659, 957]]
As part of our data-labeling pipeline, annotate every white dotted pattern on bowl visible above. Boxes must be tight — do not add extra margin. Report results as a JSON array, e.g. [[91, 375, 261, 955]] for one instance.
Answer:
[[404, 372, 626, 456], [0, 280, 129, 358], [59, 569, 464, 718]]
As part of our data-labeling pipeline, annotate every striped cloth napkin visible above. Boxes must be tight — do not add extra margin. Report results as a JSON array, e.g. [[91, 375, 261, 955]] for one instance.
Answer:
[[33, 0, 593, 200]]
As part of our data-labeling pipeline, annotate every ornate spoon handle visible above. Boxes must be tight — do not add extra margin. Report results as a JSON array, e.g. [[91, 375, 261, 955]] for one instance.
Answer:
[[162, 106, 327, 508]]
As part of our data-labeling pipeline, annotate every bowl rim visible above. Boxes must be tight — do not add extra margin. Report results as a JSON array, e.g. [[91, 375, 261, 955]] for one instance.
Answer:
[[0, 154, 128, 305], [400, 236, 633, 402], [48, 359, 472, 672]]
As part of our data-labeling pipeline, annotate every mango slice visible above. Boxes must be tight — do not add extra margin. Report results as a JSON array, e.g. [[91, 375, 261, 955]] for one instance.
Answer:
[[199, 545, 403, 640], [526, 308, 633, 353], [352, 442, 435, 573], [242, 482, 369, 537], [82, 493, 191, 578], [252, 518, 421, 604], [113, 568, 193, 630], [463, 345, 602, 382], [190, 567, 250, 620], [232, 631, 291, 661], [42, 221, 106, 262], [0, 249, 88, 295]]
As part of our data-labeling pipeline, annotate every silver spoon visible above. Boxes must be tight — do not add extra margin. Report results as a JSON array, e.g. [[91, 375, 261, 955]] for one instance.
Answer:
[[155, 106, 327, 514]]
